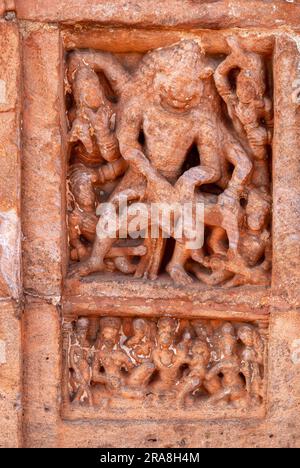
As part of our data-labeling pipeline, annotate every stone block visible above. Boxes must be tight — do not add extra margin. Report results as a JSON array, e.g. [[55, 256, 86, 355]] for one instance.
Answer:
[[0, 300, 21, 448], [0, 21, 21, 300]]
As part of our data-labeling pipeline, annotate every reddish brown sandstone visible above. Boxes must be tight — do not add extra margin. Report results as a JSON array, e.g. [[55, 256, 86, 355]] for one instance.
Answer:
[[0, 0, 300, 449], [0, 21, 21, 300], [0, 19, 21, 449], [14, 0, 300, 29]]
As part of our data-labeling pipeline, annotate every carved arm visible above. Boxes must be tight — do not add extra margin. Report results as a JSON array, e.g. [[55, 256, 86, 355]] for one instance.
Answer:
[[68, 50, 130, 96], [214, 53, 239, 107]]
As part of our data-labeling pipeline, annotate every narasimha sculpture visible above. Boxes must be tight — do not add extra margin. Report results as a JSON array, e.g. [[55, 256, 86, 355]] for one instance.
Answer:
[[63, 316, 266, 410], [66, 38, 272, 287]]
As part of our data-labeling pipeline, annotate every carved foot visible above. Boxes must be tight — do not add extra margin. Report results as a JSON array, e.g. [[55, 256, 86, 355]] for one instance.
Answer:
[[223, 267, 271, 288], [195, 270, 229, 286], [68, 258, 106, 278], [166, 264, 194, 285], [113, 257, 136, 275]]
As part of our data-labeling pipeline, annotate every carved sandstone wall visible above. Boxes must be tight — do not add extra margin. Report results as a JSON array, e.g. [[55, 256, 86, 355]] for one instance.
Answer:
[[0, 0, 300, 448]]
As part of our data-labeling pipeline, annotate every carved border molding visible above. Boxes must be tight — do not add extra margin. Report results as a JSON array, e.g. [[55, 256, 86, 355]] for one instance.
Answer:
[[14, 0, 300, 30]]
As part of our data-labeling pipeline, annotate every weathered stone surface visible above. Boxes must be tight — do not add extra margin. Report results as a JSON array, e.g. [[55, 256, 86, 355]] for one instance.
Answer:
[[0, 300, 22, 448], [22, 300, 61, 448], [63, 277, 270, 319], [272, 35, 300, 308], [0, 21, 21, 300], [22, 25, 67, 301], [15, 0, 300, 29]]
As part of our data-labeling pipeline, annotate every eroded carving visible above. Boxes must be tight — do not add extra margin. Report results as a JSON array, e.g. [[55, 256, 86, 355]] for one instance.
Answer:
[[66, 38, 272, 287], [63, 317, 266, 411]]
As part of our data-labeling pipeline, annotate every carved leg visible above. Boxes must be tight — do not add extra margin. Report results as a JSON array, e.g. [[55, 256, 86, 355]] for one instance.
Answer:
[[223, 274, 247, 288], [190, 248, 205, 264], [132, 216, 165, 281], [177, 375, 201, 408], [176, 165, 221, 200], [195, 270, 232, 286], [166, 241, 194, 285], [135, 237, 154, 278], [149, 235, 166, 280], [221, 260, 270, 287], [222, 213, 240, 253], [108, 245, 148, 274], [208, 387, 231, 403], [108, 245, 147, 258], [69, 208, 144, 277], [204, 376, 222, 396], [69, 213, 90, 261], [118, 386, 148, 400], [194, 267, 233, 286], [207, 227, 228, 256], [69, 236, 115, 277]]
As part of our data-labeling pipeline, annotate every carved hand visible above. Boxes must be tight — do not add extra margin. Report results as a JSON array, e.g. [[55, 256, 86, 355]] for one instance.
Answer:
[[69, 116, 94, 154], [86, 107, 111, 131], [123, 148, 150, 174]]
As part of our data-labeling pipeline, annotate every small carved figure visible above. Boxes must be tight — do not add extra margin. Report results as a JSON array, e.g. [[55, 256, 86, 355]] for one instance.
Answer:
[[67, 63, 141, 273], [69, 318, 93, 405], [68, 162, 145, 270], [92, 317, 133, 394], [125, 318, 155, 389], [192, 320, 223, 396], [215, 37, 273, 157], [151, 318, 190, 393], [193, 186, 271, 287], [68, 64, 121, 162], [206, 323, 247, 405], [92, 317, 148, 400], [238, 325, 264, 402], [177, 338, 211, 407], [215, 36, 273, 190], [68, 163, 99, 262]]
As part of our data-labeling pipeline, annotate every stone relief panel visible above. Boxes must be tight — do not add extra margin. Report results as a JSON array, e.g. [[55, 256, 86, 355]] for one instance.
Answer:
[[65, 38, 273, 289], [62, 316, 268, 420]]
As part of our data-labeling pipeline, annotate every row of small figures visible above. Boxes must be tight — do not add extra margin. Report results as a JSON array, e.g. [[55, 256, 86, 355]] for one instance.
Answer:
[[64, 317, 265, 408]]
